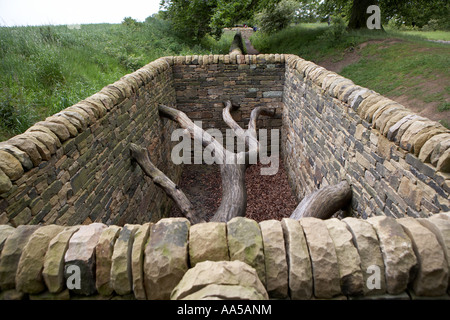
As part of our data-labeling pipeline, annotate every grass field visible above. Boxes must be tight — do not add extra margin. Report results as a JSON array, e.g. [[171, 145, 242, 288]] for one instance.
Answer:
[[0, 17, 233, 141], [251, 23, 450, 128]]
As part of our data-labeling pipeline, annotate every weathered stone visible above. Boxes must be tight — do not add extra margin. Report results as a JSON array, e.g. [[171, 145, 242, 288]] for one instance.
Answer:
[[180, 284, 267, 300], [26, 131, 58, 155], [227, 217, 265, 286], [7, 136, 42, 167], [144, 218, 190, 300], [430, 138, 450, 166], [419, 133, 450, 163], [0, 143, 33, 171], [398, 177, 423, 211], [299, 217, 341, 298], [259, 220, 288, 299], [42, 226, 80, 293], [280, 218, 313, 299], [0, 225, 14, 253], [15, 225, 65, 294], [0, 169, 12, 194], [0, 289, 27, 300], [367, 216, 417, 294], [0, 150, 24, 181], [25, 124, 62, 148], [131, 223, 152, 300], [189, 222, 229, 268], [381, 110, 412, 136], [325, 218, 364, 296], [35, 121, 71, 142], [397, 217, 448, 296], [95, 225, 121, 296], [0, 225, 40, 290], [399, 121, 438, 151], [411, 127, 448, 156], [436, 148, 450, 173], [417, 216, 450, 291], [343, 217, 387, 295], [64, 223, 107, 295], [171, 260, 268, 300], [111, 224, 140, 295], [14, 133, 52, 161]]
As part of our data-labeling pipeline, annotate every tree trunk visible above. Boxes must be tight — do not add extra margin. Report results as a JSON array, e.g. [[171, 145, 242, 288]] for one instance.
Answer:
[[130, 102, 353, 224], [347, 0, 378, 30], [290, 181, 352, 220]]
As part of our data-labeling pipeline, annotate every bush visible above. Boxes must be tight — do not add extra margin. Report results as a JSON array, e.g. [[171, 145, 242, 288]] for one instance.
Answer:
[[255, 0, 298, 34], [319, 15, 348, 44]]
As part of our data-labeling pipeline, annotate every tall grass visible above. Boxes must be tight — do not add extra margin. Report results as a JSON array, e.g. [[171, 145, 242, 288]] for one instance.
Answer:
[[0, 18, 231, 141]]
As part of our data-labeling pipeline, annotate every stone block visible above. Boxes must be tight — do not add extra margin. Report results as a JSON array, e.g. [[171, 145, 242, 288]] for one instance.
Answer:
[[144, 218, 190, 300], [42, 226, 80, 293], [15, 225, 65, 294], [131, 223, 152, 300], [0, 225, 40, 290], [397, 217, 448, 296], [110, 224, 140, 296], [64, 223, 107, 295], [227, 217, 265, 286], [299, 217, 341, 298], [280, 218, 313, 299], [325, 218, 364, 296], [170, 260, 268, 300], [189, 222, 229, 267], [259, 220, 288, 299], [95, 225, 121, 296], [0, 150, 24, 181], [367, 216, 417, 294]]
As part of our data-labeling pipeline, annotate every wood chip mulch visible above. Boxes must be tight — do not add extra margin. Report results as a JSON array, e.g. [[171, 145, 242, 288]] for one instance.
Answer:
[[169, 158, 298, 222]]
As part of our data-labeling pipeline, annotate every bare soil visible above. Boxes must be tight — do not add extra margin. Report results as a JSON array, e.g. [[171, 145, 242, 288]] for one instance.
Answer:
[[169, 157, 298, 222]]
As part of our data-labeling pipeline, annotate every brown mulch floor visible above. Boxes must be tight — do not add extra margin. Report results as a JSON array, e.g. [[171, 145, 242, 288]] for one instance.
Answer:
[[169, 158, 299, 222]]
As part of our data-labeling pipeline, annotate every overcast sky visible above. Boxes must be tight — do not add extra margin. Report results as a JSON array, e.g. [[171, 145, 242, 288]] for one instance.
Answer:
[[0, 0, 161, 26]]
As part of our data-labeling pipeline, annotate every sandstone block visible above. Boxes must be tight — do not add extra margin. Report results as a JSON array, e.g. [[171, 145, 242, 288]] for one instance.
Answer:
[[430, 138, 450, 166], [367, 216, 417, 294], [45, 116, 78, 138], [280, 218, 313, 299], [299, 217, 341, 298], [343, 217, 386, 295], [95, 225, 121, 296], [411, 127, 448, 156], [180, 284, 267, 300], [189, 222, 229, 268], [419, 133, 450, 163], [171, 260, 268, 300], [0, 225, 14, 252], [325, 218, 364, 296], [0, 144, 33, 171], [227, 217, 265, 286], [111, 224, 140, 295], [64, 223, 107, 295], [144, 218, 190, 300], [417, 216, 450, 291], [0, 169, 12, 194], [259, 220, 288, 299], [15, 225, 64, 294], [131, 223, 152, 300], [42, 226, 80, 293], [7, 136, 42, 166], [0, 150, 24, 181], [397, 217, 448, 296], [437, 148, 450, 173], [0, 225, 40, 290], [35, 121, 71, 142]]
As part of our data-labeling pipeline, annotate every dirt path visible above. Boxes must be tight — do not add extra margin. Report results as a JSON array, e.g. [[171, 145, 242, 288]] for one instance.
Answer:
[[317, 38, 450, 125]]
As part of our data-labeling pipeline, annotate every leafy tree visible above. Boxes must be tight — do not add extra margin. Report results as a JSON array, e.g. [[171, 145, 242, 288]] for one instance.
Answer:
[[255, 0, 300, 34]]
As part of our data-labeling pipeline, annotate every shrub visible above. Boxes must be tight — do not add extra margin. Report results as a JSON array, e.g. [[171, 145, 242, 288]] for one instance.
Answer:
[[255, 0, 298, 34], [319, 15, 348, 44]]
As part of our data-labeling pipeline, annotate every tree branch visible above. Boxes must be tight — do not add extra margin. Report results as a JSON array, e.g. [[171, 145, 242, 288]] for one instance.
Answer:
[[130, 143, 205, 225]]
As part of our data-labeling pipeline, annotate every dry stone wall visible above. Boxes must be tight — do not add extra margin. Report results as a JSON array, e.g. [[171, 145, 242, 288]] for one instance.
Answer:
[[0, 214, 449, 300], [283, 54, 450, 219], [0, 58, 181, 227]]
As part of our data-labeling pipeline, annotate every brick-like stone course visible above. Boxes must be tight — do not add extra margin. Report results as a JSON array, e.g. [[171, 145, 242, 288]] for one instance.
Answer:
[[0, 215, 448, 300]]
